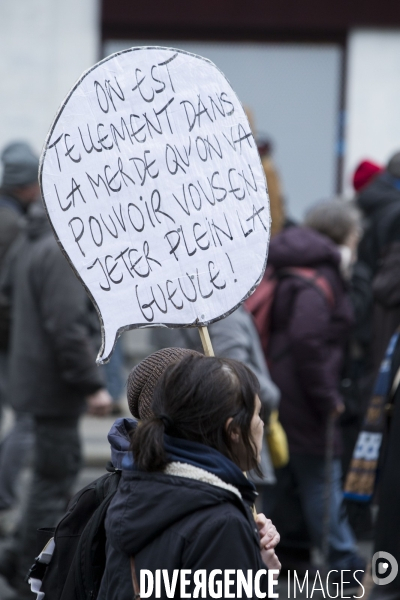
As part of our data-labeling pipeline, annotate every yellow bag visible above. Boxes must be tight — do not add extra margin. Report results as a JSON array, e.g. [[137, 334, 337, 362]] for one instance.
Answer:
[[266, 410, 289, 469]]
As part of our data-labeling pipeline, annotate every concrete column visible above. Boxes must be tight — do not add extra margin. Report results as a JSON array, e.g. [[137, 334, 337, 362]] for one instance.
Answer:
[[344, 29, 400, 192], [0, 0, 100, 155]]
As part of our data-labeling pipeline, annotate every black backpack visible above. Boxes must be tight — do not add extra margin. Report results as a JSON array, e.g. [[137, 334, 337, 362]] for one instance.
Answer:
[[28, 466, 121, 600]]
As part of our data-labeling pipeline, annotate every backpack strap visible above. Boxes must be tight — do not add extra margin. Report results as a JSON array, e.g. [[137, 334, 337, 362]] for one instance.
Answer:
[[72, 471, 121, 599], [268, 267, 335, 364], [26, 536, 56, 598], [130, 557, 141, 598], [281, 267, 335, 308]]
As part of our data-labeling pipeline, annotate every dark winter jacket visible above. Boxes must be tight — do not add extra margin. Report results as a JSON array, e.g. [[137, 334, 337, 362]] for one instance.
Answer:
[[373, 335, 400, 593], [0, 191, 26, 349], [0, 191, 25, 266], [100, 419, 268, 600], [357, 172, 400, 274], [372, 241, 400, 370], [267, 227, 353, 456], [347, 260, 373, 355], [1, 202, 104, 417]]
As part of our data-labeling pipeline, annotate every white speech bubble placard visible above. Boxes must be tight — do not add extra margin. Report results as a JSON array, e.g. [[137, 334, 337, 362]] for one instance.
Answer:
[[40, 47, 270, 363]]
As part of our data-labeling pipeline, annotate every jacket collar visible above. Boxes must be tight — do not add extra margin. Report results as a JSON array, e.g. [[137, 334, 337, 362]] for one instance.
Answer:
[[164, 461, 242, 499]]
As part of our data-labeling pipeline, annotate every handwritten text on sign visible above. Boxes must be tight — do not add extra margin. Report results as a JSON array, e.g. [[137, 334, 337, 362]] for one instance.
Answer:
[[40, 47, 270, 362]]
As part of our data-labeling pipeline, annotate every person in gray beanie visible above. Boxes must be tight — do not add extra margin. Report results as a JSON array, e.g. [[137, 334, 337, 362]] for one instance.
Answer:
[[0, 141, 40, 268], [0, 139, 40, 375], [0, 141, 40, 536], [356, 148, 400, 276], [0, 141, 40, 352], [387, 151, 400, 179], [1, 141, 39, 188]]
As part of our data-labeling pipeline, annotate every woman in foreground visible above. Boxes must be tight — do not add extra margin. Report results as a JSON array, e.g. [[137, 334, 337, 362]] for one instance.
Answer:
[[99, 350, 280, 599]]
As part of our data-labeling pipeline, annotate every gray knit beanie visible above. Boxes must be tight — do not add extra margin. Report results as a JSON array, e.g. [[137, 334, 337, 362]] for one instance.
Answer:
[[1, 141, 39, 188], [127, 347, 202, 420], [387, 151, 400, 179]]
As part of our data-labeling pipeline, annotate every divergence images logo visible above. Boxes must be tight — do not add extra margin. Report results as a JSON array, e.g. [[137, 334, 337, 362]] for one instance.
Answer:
[[372, 552, 398, 586]]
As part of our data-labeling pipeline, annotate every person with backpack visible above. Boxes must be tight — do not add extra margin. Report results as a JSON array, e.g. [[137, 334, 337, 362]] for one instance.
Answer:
[[28, 347, 281, 600], [262, 199, 365, 579], [98, 349, 281, 600], [0, 201, 112, 599], [356, 151, 400, 276]]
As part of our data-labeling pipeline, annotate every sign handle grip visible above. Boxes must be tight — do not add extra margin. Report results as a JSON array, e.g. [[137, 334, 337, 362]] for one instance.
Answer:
[[198, 326, 215, 357]]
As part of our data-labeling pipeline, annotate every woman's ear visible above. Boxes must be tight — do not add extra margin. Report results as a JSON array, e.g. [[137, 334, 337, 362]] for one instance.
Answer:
[[225, 417, 240, 443]]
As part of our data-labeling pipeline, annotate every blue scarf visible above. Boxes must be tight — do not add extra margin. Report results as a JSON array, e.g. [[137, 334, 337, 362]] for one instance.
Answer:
[[344, 330, 400, 502], [121, 432, 257, 503], [389, 175, 400, 192]]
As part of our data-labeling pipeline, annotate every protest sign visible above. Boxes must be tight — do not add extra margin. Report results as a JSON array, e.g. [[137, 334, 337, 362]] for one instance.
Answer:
[[40, 47, 270, 363]]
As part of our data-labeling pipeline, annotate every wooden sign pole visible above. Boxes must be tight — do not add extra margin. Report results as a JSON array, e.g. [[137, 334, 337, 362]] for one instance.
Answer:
[[198, 326, 214, 357]]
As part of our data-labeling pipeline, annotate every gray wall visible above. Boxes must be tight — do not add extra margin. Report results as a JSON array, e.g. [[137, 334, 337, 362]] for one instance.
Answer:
[[0, 0, 99, 158], [344, 29, 400, 193], [104, 40, 342, 221]]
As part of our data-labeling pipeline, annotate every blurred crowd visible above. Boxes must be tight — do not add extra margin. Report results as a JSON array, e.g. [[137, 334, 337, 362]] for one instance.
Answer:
[[0, 134, 400, 599], [152, 142, 400, 599]]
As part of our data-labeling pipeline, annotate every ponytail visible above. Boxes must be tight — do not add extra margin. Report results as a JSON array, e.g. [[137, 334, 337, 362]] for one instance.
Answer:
[[130, 417, 169, 472]]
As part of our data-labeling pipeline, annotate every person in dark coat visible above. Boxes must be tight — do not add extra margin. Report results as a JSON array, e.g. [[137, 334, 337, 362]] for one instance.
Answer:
[[369, 334, 400, 600], [357, 151, 400, 276], [364, 189, 400, 599], [99, 348, 281, 600], [0, 141, 39, 360], [0, 201, 112, 598], [266, 199, 364, 574], [340, 259, 376, 541], [349, 153, 400, 403], [0, 141, 40, 534], [370, 203, 400, 371], [0, 141, 40, 270], [0, 142, 40, 410]]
